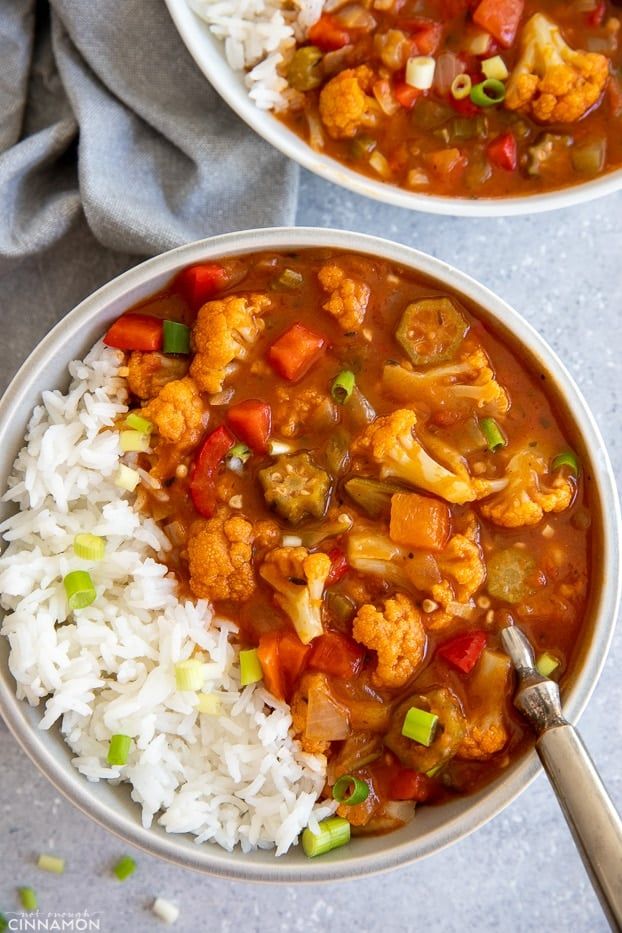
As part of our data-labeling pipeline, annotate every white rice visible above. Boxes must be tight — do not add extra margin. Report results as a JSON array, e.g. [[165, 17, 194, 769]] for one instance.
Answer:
[[188, 0, 325, 110], [0, 341, 335, 855]]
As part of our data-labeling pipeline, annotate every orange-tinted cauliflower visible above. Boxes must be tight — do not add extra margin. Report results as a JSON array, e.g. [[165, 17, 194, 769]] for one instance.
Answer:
[[353, 593, 426, 688], [425, 513, 487, 631], [141, 376, 204, 448], [480, 449, 574, 528], [383, 347, 509, 420], [319, 65, 376, 139], [273, 386, 337, 437], [260, 546, 331, 644], [190, 293, 269, 395], [127, 351, 189, 400], [505, 13, 610, 123], [457, 650, 511, 760], [354, 409, 506, 504], [318, 263, 371, 332], [187, 509, 255, 602]]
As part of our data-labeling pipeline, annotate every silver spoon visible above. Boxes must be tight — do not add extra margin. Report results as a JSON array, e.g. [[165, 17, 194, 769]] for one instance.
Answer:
[[500, 625, 622, 931]]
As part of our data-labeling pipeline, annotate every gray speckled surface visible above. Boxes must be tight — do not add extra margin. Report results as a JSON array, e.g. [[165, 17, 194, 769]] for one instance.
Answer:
[[1, 181, 621, 932]]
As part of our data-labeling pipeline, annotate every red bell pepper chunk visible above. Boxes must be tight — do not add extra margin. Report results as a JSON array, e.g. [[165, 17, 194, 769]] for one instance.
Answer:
[[449, 95, 479, 117], [437, 630, 487, 674], [309, 631, 365, 679], [257, 630, 311, 701], [308, 14, 351, 51], [226, 399, 272, 454], [103, 314, 163, 352], [473, 0, 524, 48], [189, 425, 234, 518], [326, 548, 350, 586], [267, 323, 327, 382], [390, 769, 436, 802], [393, 80, 421, 110], [587, 0, 605, 27], [487, 132, 518, 171], [176, 263, 227, 310], [400, 19, 443, 55]]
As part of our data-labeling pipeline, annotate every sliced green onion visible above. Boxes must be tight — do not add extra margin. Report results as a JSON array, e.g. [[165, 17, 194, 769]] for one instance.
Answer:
[[115, 464, 141, 491], [470, 78, 506, 107], [152, 898, 179, 925], [480, 417, 506, 452], [175, 659, 205, 692], [18, 887, 38, 911], [405, 55, 436, 90], [536, 652, 560, 678], [196, 693, 221, 715], [302, 817, 351, 858], [73, 533, 106, 561], [239, 648, 263, 686], [113, 855, 137, 881], [120, 429, 150, 453], [277, 268, 304, 289], [0, 913, 7, 932], [228, 442, 252, 464], [481, 55, 509, 81], [163, 320, 190, 355], [331, 370, 356, 404], [402, 707, 439, 747], [332, 774, 370, 805], [37, 854, 65, 874], [125, 412, 153, 434], [107, 734, 132, 766], [450, 73, 472, 100], [63, 570, 97, 610], [552, 451, 580, 476]]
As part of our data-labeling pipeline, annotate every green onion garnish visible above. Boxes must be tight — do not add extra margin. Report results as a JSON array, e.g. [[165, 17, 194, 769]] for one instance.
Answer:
[[174, 659, 205, 692], [239, 648, 263, 686], [120, 429, 150, 453], [163, 320, 190, 355], [63, 570, 97, 610], [332, 775, 369, 805], [331, 370, 356, 404], [113, 855, 137, 881], [0, 912, 7, 932], [18, 887, 38, 911], [115, 464, 140, 491], [196, 693, 221, 715], [470, 78, 506, 107], [228, 442, 252, 464], [480, 417, 506, 452], [402, 707, 439, 746], [37, 853, 65, 874], [552, 451, 579, 476], [73, 533, 106, 562], [536, 652, 560, 678], [125, 412, 153, 434], [107, 734, 132, 766], [277, 268, 304, 289], [302, 817, 351, 858]]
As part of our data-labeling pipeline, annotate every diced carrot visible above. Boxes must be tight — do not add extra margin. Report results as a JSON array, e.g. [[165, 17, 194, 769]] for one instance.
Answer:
[[389, 492, 452, 551], [257, 632, 284, 700], [267, 323, 327, 382], [308, 14, 351, 51], [104, 314, 163, 352], [257, 631, 311, 701], [279, 631, 312, 694], [309, 631, 365, 679], [473, 0, 524, 48], [226, 399, 272, 453], [390, 769, 436, 801]]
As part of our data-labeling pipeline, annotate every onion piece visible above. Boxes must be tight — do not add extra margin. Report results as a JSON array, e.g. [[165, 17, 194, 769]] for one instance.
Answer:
[[306, 686, 350, 741], [405, 551, 442, 590], [164, 520, 186, 547], [433, 52, 465, 96], [306, 107, 325, 151], [373, 79, 401, 116], [335, 3, 377, 29]]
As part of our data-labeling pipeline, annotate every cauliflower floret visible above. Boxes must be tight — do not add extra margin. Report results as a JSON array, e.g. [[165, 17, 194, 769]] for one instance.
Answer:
[[273, 386, 337, 438], [505, 13, 609, 123], [260, 546, 331, 644], [188, 509, 255, 602], [353, 593, 427, 688], [319, 66, 376, 139], [480, 449, 574, 528], [383, 347, 510, 420], [354, 409, 505, 505], [127, 351, 189, 400], [425, 514, 487, 631], [190, 293, 269, 395], [457, 650, 511, 760], [141, 376, 204, 448], [318, 263, 371, 332]]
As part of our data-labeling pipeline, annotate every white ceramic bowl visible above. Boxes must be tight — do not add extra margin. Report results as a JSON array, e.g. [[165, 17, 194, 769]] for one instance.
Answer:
[[0, 228, 619, 882], [164, 0, 622, 217]]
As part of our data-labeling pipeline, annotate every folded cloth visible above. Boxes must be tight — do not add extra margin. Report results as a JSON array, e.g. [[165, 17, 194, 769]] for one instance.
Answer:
[[0, 0, 299, 269]]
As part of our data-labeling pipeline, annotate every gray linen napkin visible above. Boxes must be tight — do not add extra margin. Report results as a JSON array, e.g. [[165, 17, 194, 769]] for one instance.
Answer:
[[0, 0, 299, 267]]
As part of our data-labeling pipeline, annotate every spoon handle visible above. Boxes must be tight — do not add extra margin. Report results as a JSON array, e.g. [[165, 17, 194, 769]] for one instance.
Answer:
[[536, 724, 622, 932]]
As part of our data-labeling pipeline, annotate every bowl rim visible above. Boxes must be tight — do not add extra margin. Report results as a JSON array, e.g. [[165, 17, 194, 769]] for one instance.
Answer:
[[0, 227, 620, 883], [164, 0, 622, 218]]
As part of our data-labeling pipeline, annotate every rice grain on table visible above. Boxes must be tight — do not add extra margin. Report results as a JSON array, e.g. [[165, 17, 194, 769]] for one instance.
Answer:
[[0, 341, 335, 855]]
